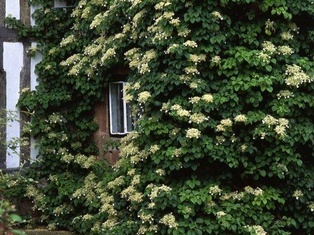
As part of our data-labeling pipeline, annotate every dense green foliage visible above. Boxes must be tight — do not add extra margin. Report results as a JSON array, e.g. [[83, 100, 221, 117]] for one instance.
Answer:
[[10, 0, 314, 234], [0, 200, 25, 235]]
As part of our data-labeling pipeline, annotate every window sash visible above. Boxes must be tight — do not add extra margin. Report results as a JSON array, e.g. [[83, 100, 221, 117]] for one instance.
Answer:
[[109, 82, 133, 135]]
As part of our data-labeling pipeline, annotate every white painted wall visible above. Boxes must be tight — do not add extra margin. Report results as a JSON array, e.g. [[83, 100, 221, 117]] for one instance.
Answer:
[[30, 4, 41, 26], [30, 42, 42, 91], [2, 0, 45, 168], [30, 42, 42, 162], [3, 43, 24, 168], [5, 0, 20, 19]]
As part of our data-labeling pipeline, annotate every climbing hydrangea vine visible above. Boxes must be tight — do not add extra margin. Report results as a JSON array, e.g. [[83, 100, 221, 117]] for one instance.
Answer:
[[9, 0, 314, 234]]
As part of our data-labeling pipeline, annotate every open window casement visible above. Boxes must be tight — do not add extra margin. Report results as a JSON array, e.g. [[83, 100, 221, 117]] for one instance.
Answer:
[[109, 81, 134, 135]]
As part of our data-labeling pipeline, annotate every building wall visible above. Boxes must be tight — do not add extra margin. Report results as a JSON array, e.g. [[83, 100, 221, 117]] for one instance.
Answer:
[[0, 0, 119, 169], [0, 0, 64, 169]]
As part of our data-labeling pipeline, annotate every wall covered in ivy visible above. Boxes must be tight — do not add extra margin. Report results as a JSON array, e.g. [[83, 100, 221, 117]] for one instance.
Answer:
[[8, 0, 314, 234]]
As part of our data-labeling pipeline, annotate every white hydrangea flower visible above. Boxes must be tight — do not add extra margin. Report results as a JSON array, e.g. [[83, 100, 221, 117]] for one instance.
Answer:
[[159, 213, 178, 228], [285, 64, 311, 87], [245, 225, 267, 235], [201, 94, 214, 103], [262, 41, 276, 54], [183, 40, 198, 48], [281, 31, 294, 40], [277, 45, 293, 55], [189, 113, 207, 124], [186, 128, 201, 138], [137, 91, 151, 103], [216, 211, 227, 218], [234, 114, 247, 123]]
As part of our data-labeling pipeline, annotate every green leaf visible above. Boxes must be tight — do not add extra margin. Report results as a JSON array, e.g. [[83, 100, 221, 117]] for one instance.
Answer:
[[260, 170, 266, 177], [9, 214, 23, 223]]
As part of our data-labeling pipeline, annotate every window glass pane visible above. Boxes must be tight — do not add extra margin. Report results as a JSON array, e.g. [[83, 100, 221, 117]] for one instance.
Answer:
[[110, 83, 124, 134]]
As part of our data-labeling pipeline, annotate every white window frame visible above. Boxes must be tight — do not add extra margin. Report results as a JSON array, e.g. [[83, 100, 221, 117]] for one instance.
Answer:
[[109, 81, 133, 135]]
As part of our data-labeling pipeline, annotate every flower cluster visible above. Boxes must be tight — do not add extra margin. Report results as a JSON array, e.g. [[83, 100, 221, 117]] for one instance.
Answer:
[[159, 213, 178, 228], [101, 48, 116, 64], [53, 204, 71, 216], [60, 34, 75, 47], [262, 41, 276, 54], [165, 43, 180, 54], [107, 176, 125, 189], [84, 43, 102, 57], [216, 118, 233, 132], [125, 48, 157, 74], [262, 115, 289, 138], [277, 45, 293, 55], [170, 17, 180, 26], [190, 80, 200, 89], [216, 135, 226, 144], [285, 64, 311, 87], [137, 225, 158, 235], [220, 191, 245, 201], [131, 175, 141, 186], [189, 113, 207, 124], [274, 119, 289, 137], [209, 185, 222, 195], [216, 211, 227, 218], [186, 128, 201, 138], [177, 27, 191, 37], [240, 144, 248, 152], [155, 1, 171, 10], [257, 51, 271, 63], [277, 163, 288, 174], [277, 90, 294, 99], [183, 40, 198, 48], [234, 114, 247, 123], [99, 192, 115, 215], [155, 169, 166, 176], [147, 184, 172, 200], [211, 55, 221, 65], [171, 104, 190, 117], [26, 185, 47, 211], [132, 9, 146, 26], [184, 66, 200, 75], [138, 209, 154, 223], [188, 54, 206, 64], [211, 11, 224, 20], [244, 186, 264, 196], [90, 12, 104, 29], [173, 148, 182, 157], [265, 19, 276, 35], [48, 113, 65, 124], [149, 144, 160, 153], [281, 31, 294, 40], [293, 190, 303, 200], [73, 154, 96, 169], [130, 150, 149, 164], [121, 185, 143, 203], [245, 225, 267, 235], [202, 94, 214, 103], [259, 40, 294, 63], [101, 218, 118, 230], [137, 91, 151, 103], [119, 141, 139, 158], [262, 115, 277, 127], [189, 96, 201, 104]]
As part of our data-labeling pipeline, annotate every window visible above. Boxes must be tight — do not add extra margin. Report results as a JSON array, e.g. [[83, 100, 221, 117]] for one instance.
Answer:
[[109, 82, 134, 135]]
